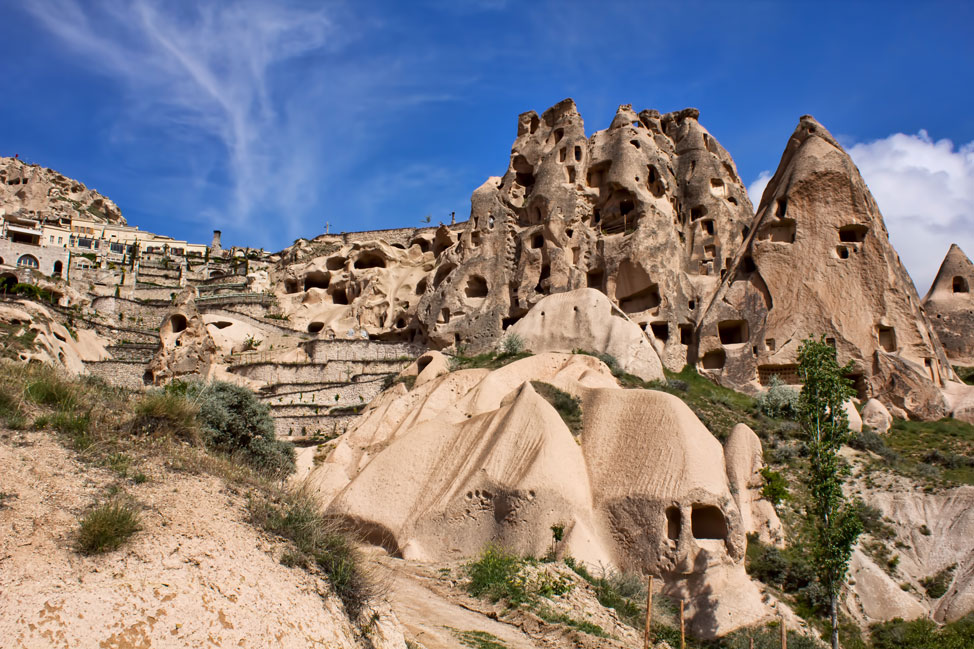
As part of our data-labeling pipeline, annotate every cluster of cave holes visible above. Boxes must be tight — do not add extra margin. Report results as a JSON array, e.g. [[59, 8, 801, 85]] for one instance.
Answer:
[[954, 276, 970, 293], [665, 505, 727, 541]]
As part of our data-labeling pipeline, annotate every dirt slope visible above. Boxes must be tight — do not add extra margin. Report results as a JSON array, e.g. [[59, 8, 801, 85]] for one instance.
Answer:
[[0, 428, 405, 649]]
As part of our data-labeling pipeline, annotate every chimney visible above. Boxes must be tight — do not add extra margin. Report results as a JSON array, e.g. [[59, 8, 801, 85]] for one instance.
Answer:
[[211, 230, 222, 251]]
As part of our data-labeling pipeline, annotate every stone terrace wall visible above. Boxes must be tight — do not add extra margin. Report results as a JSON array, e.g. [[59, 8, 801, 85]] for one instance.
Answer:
[[229, 358, 408, 384]]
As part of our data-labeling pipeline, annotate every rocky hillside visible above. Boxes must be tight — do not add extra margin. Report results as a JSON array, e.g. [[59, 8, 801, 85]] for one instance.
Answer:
[[1, 156, 125, 224]]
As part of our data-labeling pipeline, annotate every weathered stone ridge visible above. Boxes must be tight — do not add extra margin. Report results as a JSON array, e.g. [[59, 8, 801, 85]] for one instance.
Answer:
[[1, 156, 125, 225], [923, 244, 974, 366]]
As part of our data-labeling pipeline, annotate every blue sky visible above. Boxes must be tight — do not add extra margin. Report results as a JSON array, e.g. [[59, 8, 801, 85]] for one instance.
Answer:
[[2, 1, 973, 290]]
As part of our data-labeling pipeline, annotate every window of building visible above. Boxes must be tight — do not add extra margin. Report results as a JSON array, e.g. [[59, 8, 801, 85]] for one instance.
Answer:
[[17, 254, 39, 268]]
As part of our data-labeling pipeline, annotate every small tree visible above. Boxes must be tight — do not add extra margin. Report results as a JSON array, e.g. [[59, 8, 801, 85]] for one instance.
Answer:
[[797, 336, 863, 649]]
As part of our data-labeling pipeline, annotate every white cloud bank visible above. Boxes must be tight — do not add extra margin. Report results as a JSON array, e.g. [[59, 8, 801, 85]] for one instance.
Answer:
[[747, 132, 974, 293]]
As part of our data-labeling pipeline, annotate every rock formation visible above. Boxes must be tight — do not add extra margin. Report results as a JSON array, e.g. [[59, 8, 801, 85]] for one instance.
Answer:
[[509, 288, 664, 381], [310, 351, 779, 638], [0, 156, 125, 225], [146, 290, 218, 385], [923, 244, 974, 366], [696, 116, 952, 419], [270, 102, 954, 421]]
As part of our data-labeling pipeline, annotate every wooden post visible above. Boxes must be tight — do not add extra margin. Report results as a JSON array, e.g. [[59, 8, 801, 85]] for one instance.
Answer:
[[680, 599, 687, 649], [780, 616, 787, 649], [749, 635, 754, 649], [643, 575, 653, 649]]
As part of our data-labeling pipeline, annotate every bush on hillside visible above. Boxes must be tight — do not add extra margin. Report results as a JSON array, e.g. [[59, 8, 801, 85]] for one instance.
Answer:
[[76, 499, 142, 555], [174, 381, 295, 477], [755, 375, 799, 419]]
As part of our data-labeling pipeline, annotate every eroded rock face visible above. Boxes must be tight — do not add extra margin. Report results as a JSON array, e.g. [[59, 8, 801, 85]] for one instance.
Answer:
[[414, 101, 754, 366], [309, 352, 781, 638], [697, 116, 951, 419], [724, 423, 784, 546], [0, 157, 125, 225], [146, 290, 218, 385], [273, 238, 435, 341], [509, 288, 664, 381], [923, 244, 974, 366]]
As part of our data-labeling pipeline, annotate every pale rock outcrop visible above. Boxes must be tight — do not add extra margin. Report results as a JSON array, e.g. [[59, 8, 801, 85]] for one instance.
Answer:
[[846, 549, 927, 625], [146, 290, 218, 385], [509, 288, 664, 381], [724, 424, 784, 546], [862, 398, 892, 434], [0, 156, 125, 224], [923, 244, 974, 366], [858, 485, 974, 624], [0, 300, 108, 372], [310, 352, 783, 638], [398, 350, 451, 387], [844, 400, 863, 434], [697, 116, 951, 419], [943, 381, 974, 426]]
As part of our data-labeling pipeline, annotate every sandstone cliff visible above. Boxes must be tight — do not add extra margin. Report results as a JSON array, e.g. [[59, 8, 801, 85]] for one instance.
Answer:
[[923, 244, 974, 366], [0, 156, 125, 225]]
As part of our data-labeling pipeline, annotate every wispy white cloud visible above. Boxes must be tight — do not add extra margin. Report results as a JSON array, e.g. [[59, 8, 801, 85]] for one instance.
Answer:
[[22, 0, 340, 239], [747, 132, 974, 293]]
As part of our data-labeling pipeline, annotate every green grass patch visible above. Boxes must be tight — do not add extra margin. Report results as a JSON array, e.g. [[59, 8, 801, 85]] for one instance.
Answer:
[[76, 499, 142, 555], [920, 564, 956, 599], [869, 613, 974, 649], [450, 628, 509, 649], [954, 366, 974, 385], [466, 543, 533, 605], [449, 349, 532, 371], [884, 418, 974, 485], [530, 381, 582, 435], [249, 488, 374, 620], [535, 605, 607, 637]]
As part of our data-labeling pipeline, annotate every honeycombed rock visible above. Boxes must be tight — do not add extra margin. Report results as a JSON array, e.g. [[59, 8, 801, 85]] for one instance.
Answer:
[[923, 244, 974, 366], [697, 116, 951, 419]]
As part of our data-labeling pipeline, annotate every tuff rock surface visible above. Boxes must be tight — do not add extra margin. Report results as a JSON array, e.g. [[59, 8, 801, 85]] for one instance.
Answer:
[[923, 244, 974, 366], [1, 156, 125, 225]]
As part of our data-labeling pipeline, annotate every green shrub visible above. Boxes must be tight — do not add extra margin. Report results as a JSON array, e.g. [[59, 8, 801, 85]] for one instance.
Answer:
[[530, 381, 582, 435], [855, 500, 896, 540], [25, 371, 77, 409], [849, 429, 900, 463], [920, 564, 956, 599], [466, 544, 531, 604], [869, 614, 974, 649], [181, 381, 295, 477], [760, 467, 789, 506], [76, 499, 142, 555], [249, 489, 373, 619], [501, 333, 525, 356], [718, 624, 820, 649], [755, 375, 799, 418]]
